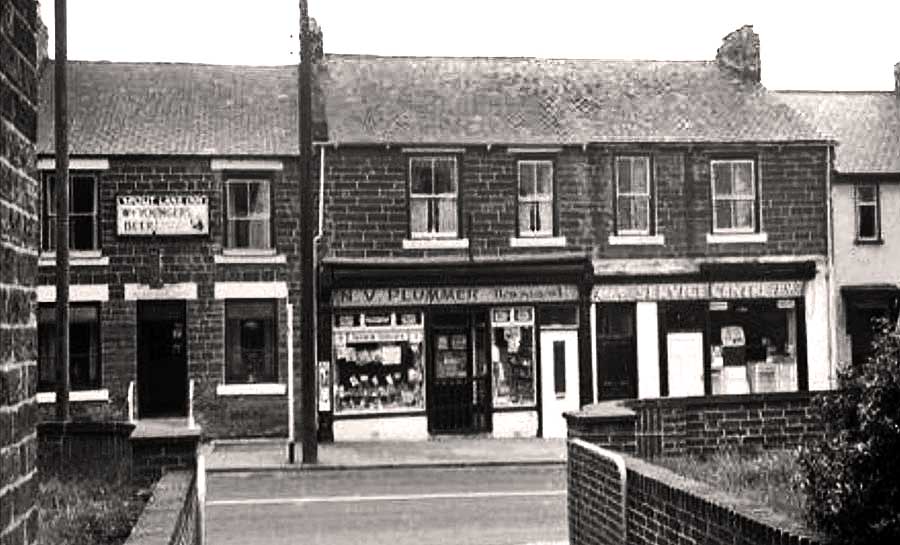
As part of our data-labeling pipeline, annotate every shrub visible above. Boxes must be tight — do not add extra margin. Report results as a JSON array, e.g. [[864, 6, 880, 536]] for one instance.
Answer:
[[799, 319, 900, 544]]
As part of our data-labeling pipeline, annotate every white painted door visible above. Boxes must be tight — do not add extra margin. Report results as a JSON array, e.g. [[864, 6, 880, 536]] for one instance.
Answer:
[[540, 329, 580, 438], [666, 332, 705, 397]]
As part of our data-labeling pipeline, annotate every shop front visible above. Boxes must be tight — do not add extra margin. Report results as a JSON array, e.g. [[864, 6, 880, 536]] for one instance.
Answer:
[[591, 265, 825, 402], [323, 269, 588, 440]]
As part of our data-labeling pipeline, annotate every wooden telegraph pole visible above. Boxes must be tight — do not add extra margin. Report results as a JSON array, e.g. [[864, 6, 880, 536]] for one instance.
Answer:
[[297, 0, 318, 464], [54, 0, 70, 422]]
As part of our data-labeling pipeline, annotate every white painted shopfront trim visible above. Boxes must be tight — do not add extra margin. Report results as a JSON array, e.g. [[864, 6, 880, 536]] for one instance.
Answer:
[[805, 272, 832, 390], [492, 410, 538, 438], [37, 158, 110, 170], [635, 302, 660, 398], [333, 416, 429, 441], [590, 304, 598, 403], [124, 282, 198, 301], [37, 389, 110, 404], [216, 383, 287, 396], [210, 159, 283, 171], [213, 281, 288, 300], [37, 283, 109, 303]]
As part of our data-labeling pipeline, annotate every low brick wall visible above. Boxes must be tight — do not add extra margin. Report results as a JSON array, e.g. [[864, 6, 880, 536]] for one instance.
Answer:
[[124, 470, 201, 545], [37, 421, 135, 479], [567, 439, 821, 545], [567, 392, 826, 457], [131, 434, 201, 485]]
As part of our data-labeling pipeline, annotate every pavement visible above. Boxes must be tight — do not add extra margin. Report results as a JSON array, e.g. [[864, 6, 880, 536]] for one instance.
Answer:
[[203, 436, 567, 472]]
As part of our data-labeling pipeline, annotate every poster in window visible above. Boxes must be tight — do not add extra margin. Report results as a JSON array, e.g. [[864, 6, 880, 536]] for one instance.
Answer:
[[451, 334, 467, 350], [381, 345, 402, 365], [437, 335, 449, 350]]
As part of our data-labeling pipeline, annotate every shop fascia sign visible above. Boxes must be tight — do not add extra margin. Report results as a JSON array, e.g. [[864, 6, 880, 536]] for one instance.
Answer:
[[332, 284, 579, 308], [116, 194, 209, 236], [591, 280, 805, 302]]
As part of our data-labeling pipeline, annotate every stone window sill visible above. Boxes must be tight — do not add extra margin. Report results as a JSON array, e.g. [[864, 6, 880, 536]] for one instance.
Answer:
[[706, 232, 768, 244], [39, 251, 109, 267], [608, 234, 665, 246], [509, 236, 567, 248], [215, 251, 286, 264], [402, 238, 469, 250], [37, 389, 110, 404], [216, 383, 287, 396]]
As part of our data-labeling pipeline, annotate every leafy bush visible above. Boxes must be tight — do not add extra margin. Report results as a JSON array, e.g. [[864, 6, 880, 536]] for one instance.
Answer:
[[799, 320, 900, 544]]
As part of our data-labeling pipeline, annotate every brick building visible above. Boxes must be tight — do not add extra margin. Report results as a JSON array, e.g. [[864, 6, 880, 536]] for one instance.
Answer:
[[779, 66, 900, 368], [316, 25, 834, 440], [1, 0, 40, 542], [34, 61, 324, 438], [34, 24, 835, 442]]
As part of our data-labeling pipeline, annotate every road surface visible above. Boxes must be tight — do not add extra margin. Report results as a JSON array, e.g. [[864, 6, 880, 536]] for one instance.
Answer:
[[206, 465, 567, 545]]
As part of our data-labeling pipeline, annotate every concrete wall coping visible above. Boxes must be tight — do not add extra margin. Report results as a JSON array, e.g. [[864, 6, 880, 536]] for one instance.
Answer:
[[124, 470, 195, 545], [37, 421, 136, 437]]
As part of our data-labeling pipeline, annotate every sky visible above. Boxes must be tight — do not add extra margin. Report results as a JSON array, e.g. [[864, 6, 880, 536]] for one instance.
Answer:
[[39, 0, 900, 91]]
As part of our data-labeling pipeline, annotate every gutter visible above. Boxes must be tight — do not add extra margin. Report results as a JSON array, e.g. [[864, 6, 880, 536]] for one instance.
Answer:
[[825, 145, 837, 387]]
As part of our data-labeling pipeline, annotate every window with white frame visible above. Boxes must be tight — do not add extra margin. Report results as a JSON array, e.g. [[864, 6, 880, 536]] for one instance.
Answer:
[[225, 178, 272, 249], [615, 156, 652, 235], [225, 300, 277, 383], [38, 304, 101, 392], [855, 183, 880, 242], [409, 157, 458, 238], [711, 159, 757, 233], [41, 173, 99, 252], [517, 160, 554, 237]]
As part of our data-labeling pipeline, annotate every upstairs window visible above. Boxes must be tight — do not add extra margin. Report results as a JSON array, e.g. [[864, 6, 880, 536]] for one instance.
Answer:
[[711, 159, 757, 233], [41, 173, 99, 252], [615, 156, 652, 235], [855, 183, 880, 242], [225, 178, 272, 249], [517, 160, 554, 237], [409, 157, 458, 238]]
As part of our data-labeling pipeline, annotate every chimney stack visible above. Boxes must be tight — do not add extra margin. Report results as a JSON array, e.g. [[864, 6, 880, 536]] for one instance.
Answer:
[[716, 25, 761, 84], [309, 18, 324, 64]]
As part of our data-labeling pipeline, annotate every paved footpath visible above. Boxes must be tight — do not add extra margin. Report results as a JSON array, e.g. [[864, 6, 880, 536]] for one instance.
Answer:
[[206, 465, 568, 545], [204, 437, 567, 471]]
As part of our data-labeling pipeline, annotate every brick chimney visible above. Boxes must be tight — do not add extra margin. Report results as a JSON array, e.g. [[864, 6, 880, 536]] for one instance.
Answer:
[[716, 25, 761, 83], [309, 18, 324, 64]]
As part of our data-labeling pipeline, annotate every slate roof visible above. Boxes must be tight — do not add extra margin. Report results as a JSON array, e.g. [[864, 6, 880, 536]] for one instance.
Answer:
[[776, 91, 900, 174], [321, 55, 826, 145], [37, 61, 326, 156], [37, 55, 828, 156]]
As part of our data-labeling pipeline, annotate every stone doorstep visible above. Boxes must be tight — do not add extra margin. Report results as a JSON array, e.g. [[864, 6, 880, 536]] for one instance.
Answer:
[[130, 418, 202, 440]]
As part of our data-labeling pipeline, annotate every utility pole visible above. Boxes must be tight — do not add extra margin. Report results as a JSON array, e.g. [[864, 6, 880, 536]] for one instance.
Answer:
[[54, 0, 70, 422], [297, 0, 318, 464]]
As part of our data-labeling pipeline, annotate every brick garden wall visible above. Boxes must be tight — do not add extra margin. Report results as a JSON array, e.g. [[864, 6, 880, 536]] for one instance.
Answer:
[[0, 1, 40, 543], [567, 392, 826, 458], [124, 470, 201, 545], [568, 439, 821, 545]]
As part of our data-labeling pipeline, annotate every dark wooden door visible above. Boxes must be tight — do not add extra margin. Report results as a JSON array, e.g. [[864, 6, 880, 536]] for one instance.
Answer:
[[137, 301, 188, 417], [429, 325, 473, 433], [596, 303, 637, 400]]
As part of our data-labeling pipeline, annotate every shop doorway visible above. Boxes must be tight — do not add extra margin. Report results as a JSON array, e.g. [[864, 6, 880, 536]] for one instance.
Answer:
[[595, 303, 637, 400], [540, 329, 579, 438], [427, 312, 491, 434], [137, 301, 188, 418]]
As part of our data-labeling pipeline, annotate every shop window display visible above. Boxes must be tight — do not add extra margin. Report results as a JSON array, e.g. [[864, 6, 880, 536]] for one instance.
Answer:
[[709, 299, 798, 394], [332, 311, 426, 413], [491, 306, 536, 407]]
